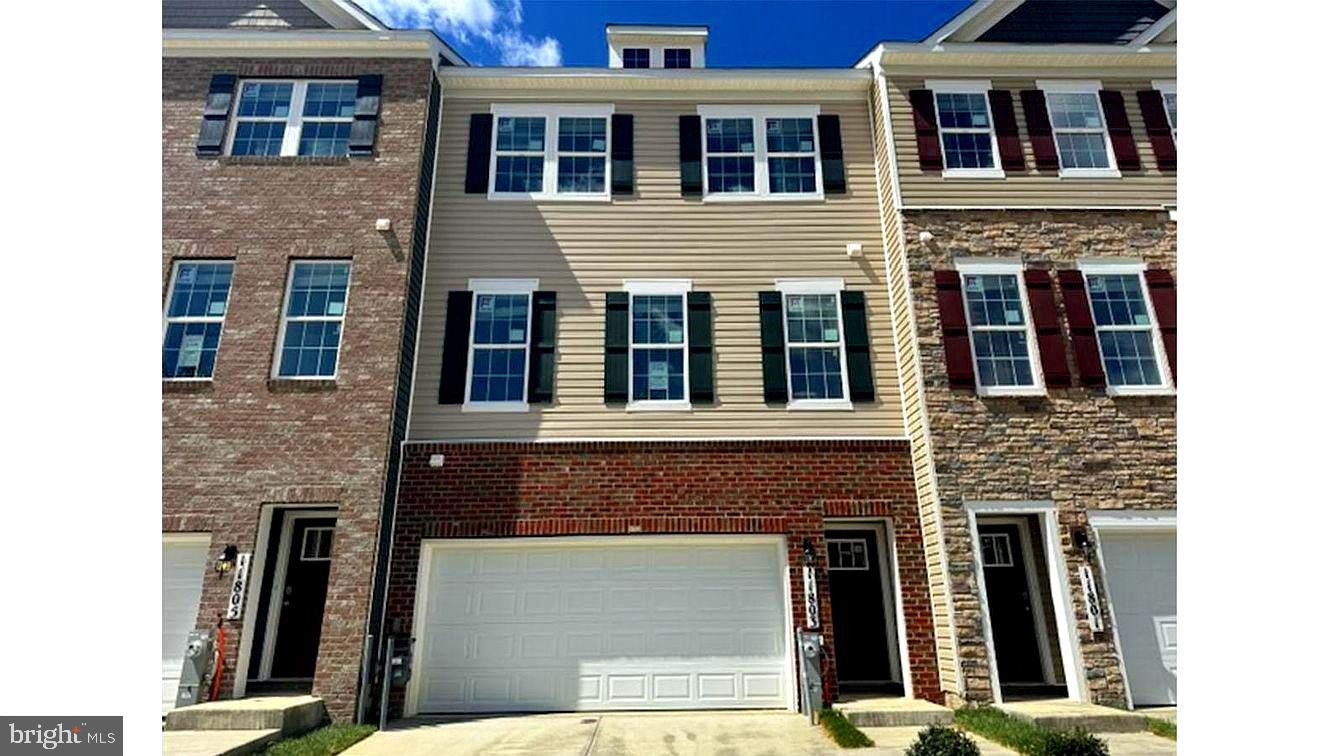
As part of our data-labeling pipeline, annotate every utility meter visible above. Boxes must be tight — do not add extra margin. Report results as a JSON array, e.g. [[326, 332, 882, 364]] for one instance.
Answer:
[[175, 629, 215, 709], [388, 636, 414, 688], [797, 630, 825, 723]]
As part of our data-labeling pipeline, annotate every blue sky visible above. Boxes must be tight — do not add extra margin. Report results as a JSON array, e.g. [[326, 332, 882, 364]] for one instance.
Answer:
[[360, 0, 971, 67]]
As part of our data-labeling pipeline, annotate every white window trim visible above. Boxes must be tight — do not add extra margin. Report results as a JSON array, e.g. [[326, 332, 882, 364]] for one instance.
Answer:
[[226, 79, 357, 157], [163, 259, 235, 382], [827, 538, 871, 571], [299, 526, 334, 562], [620, 47, 652, 68], [487, 104, 615, 202], [925, 79, 1004, 179], [1076, 260, 1174, 397], [661, 47, 693, 69], [624, 279, 693, 412], [271, 259, 351, 381], [698, 105, 824, 202], [955, 259, 1046, 397], [1153, 79, 1177, 140], [775, 278, 852, 411], [463, 278, 539, 413], [1036, 79, 1120, 179]]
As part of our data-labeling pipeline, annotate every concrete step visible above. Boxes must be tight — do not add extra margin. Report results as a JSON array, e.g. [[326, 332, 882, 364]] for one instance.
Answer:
[[994, 699, 1147, 733], [162, 728, 282, 756], [164, 695, 325, 735], [833, 696, 954, 728]]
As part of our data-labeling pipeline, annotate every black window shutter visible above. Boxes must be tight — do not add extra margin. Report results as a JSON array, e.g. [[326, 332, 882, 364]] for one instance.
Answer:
[[611, 113, 634, 195], [688, 292, 714, 404], [817, 114, 846, 195], [196, 73, 237, 156], [465, 113, 494, 194], [438, 291, 473, 404], [678, 115, 703, 197], [348, 74, 383, 155], [527, 291, 557, 403], [840, 291, 875, 402], [603, 292, 629, 403], [758, 292, 788, 403]]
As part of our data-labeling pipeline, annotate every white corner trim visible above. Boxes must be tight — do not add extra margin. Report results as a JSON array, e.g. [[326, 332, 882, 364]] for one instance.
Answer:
[[775, 278, 845, 294], [468, 277, 540, 293], [623, 278, 693, 294], [1087, 509, 1177, 531], [1036, 79, 1104, 94], [925, 79, 992, 93], [954, 258, 1023, 274]]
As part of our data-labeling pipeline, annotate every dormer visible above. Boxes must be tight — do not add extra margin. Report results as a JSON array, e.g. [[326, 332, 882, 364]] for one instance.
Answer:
[[606, 24, 708, 69]]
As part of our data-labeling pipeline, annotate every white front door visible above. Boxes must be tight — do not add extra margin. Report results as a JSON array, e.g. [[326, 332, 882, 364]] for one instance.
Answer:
[[411, 536, 793, 714], [163, 535, 210, 712], [1100, 531, 1177, 706]]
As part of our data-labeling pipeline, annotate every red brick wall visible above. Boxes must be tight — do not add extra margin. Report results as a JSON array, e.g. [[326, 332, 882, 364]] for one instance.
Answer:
[[385, 439, 942, 710], [162, 55, 433, 720]]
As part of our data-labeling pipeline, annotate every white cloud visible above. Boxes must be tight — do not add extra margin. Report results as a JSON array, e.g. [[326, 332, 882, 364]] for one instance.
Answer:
[[361, 0, 562, 66]]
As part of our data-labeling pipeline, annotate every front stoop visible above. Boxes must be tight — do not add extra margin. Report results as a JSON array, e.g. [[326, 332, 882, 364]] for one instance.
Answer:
[[165, 695, 325, 734], [834, 696, 954, 727], [994, 700, 1147, 733], [162, 729, 282, 756]]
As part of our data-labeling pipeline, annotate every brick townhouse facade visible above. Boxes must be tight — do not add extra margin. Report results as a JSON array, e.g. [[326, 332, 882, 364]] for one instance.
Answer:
[[160, 0, 462, 720]]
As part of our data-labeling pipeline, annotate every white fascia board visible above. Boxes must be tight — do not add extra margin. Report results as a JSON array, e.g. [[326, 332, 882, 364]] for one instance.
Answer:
[[162, 29, 465, 65], [1129, 9, 1176, 48], [607, 25, 709, 38], [444, 67, 868, 82], [440, 67, 870, 95], [301, 0, 386, 30], [868, 42, 1176, 72], [924, 0, 1023, 45]]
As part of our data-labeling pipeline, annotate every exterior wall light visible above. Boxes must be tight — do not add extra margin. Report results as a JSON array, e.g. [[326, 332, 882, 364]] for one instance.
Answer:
[[215, 544, 238, 578]]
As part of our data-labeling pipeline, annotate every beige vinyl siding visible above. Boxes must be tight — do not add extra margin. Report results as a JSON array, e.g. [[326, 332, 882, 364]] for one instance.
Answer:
[[870, 78, 959, 698], [408, 95, 906, 441], [888, 76, 1176, 208]]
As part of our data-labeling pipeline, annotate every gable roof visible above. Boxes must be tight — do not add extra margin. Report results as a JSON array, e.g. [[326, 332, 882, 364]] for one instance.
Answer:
[[162, 0, 385, 31], [925, 0, 1175, 46]]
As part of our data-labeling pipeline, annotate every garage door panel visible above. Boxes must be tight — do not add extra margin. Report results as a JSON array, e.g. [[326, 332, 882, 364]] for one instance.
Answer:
[[415, 538, 792, 712], [162, 537, 210, 713], [1101, 531, 1177, 706]]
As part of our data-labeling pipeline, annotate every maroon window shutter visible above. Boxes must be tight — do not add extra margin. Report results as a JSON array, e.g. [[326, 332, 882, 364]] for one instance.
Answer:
[[909, 89, 944, 171], [1098, 90, 1141, 171], [1023, 269, 1070, 388], [933, 270, 976, 389], [1019, 89, 1059, 173], [1144, 269, 1177, 384], [988, 90, 1025, 171], [1136, 89, 1177, 171], [1057, 269, 1106, 387]]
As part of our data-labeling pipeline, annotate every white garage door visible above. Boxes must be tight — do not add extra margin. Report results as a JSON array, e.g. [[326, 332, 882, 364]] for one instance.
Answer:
[[412, 537, 793, 713], [163, 535, 210, 713], [1101, 532, 1177, 706]]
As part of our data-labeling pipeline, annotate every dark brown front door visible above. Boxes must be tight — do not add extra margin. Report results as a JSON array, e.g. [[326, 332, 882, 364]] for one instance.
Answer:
[[270, 517, 335, 679], [825, 528, 894, 685], [979, 523, 1044, 684]]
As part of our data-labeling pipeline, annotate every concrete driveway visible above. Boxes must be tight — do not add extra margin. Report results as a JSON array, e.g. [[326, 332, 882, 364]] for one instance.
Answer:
[[344, 711, 842, 756]]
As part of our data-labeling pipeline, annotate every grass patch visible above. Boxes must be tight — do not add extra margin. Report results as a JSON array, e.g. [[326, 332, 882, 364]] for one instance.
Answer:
[[819, 709, 874, 748], [1145, 717, 1176, 740], [955, 706, 1050, 755], [262, 723, 376, 756]]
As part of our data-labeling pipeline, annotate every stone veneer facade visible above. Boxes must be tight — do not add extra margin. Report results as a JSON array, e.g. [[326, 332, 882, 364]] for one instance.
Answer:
[[900, 210, 1176, 706]]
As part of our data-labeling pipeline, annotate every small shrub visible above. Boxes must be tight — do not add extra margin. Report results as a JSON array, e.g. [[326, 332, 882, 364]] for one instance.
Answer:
[[905, 725, 980, 756], [1040, 728, 1110, 756]]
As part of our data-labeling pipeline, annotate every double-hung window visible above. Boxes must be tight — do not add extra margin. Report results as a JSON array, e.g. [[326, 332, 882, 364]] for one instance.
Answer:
[[274, 260, 351, 379], [163, 261, 235, 380], [1154, 80, 1177, 139], [625, 280, 691, 410], [927, 80, 1002, 178], [229, 80, 357, 157], [621, 48, 650, 68], [956, 261, 1043, 396], [1038, 81, 1118, 177], [663, 48, 691, 68], [465, 279, 537, 411], [1079, 262, 1171, 395], [699, 106, 823, 200], [777, 279, 850, 408], [489, 105, 613, 200]]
